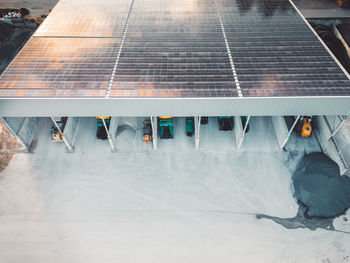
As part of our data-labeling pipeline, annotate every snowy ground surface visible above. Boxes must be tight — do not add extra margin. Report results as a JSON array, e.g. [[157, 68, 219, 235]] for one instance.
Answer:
[[0, 117, 349, 263]]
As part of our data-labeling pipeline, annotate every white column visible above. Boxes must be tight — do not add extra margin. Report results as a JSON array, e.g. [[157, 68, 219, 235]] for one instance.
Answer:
[[281, 115, 301, 148], [151, 116, 157, 149], [101, 117, 116, 152], [63, 117, 80, 152], [271, 116, 290, 149], [194, 116, 201, 150], [109, 117, 119, 151], [325, 115, 349, 137], [234, 116, 251, 150], [51, 116, 73, 152], [233, 116, 243, 149], [239, 116, 250, 149]]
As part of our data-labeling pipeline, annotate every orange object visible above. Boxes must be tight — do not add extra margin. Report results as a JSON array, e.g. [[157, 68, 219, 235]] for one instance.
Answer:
[[337, 0, 350, 7], [143, 134, 151, 143], [301, 117, 312, 137]]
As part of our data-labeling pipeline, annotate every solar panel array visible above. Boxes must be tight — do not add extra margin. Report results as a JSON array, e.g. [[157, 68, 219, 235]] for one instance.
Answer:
[[111, 0, 237, 97], [216, 0, 350, 96], [0, 0, 349, 98], [35, 0, 133, 38]]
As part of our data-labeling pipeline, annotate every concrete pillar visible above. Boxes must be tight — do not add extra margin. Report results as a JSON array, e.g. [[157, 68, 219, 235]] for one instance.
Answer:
[[151, 116, 157, 149], [194, 116, 201, 150]]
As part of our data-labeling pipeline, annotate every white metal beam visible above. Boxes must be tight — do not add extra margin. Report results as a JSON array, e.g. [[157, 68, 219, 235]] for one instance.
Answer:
[[1, 97, 350, 117], [331, 117, 347, 137], [62, 117, 80, 152], [281, 115, 301, 148], [233, 116, 243, 150], [101, 117, 116, 152], [271, 116, 289, 149], [234, 116, 251, 150], [314, 116, 348, 175], [194, 116, 201, 150], [151, 116, 157, 149], [109, 117, 119, 151], [239, 116, 251, 149]]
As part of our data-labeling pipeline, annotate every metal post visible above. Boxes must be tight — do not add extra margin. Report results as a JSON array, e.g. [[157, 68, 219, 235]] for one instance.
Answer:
[[101, 117, 116, 152], [151, 116, 157, 149], [281, 115, 301, 148], [238, 116, 251, 149], [70, 118, 81, 148], [331, 115, 348, 137], [51, 116, 73, 152], [195, 116, 201, 150]]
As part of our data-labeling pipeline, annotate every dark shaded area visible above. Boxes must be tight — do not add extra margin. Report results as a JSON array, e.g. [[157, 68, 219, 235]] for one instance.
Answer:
[[293, 152, 350, 218], [235, 0, 290, 16], [0, 21, 35, 75], [0, 22, 13, 42], [311, 23, 350, 73], [257, 202, 336, 231]]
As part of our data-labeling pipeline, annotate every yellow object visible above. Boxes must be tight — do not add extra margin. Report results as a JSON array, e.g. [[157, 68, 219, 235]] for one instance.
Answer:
[[52, 133, 64, 142], [159, 116, 173, 119], [96, 116, 110, 120], [301, 117, 312, 137]]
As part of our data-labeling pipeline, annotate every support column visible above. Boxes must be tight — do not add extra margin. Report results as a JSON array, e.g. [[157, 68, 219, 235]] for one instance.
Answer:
[[281, 115, 301, 148], [233, 116, 243, 149], [240, 116, 250, 149], [101, 117, 116, 152], [194, 116, 201, 150], [150, 116, 157, 149], [234, 116, 251, 150], [109, 117, 119, 151], [51, 117, 73, 152], [314, 116, 348, 175], [324, 115, 349, 137], [271, 116, 290, 149], [63, 117, 80, 152]]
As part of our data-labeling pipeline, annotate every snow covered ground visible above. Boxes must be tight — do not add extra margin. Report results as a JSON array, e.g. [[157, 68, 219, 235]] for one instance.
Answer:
[[0, 117, 349, 263]]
